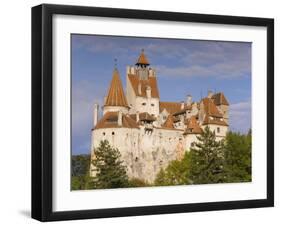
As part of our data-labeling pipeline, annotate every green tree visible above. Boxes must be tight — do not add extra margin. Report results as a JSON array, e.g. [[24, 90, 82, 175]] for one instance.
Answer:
[[154, 152, 191, 186], [71, 154, 91, 190], [91, 140, 129, 189], [189, 126, 225, 184], [223, 131, 251, 182]]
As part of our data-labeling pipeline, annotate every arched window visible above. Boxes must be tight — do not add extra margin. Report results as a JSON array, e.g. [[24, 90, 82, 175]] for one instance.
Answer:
[[112, 131, 115, 135], [217, 127, 220, 133]]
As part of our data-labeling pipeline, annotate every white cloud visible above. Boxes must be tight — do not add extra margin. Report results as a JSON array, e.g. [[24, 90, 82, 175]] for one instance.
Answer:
[[229, 100, 251, 133], [72, 79, 105, 138], [155, 60, 250, 79], [73, 35, 251, 80]]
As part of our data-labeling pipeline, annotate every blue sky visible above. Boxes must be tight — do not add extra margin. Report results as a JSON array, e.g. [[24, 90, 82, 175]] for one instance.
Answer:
[[72, 34, 252, 155]]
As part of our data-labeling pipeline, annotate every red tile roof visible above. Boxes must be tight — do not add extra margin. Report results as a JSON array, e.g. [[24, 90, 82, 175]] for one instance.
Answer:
[[130, 112, 156, 122], [162, 114, 174, 129], [94, 112, 139, 129], [173, 105, 192, 116], [136, 49, 150, 66], [212, 92, 229, 106], [201, 97, 228, 126], [202, 98, 223, 118], [128, 74, 160, 98], [202, 116, 228, 126], [160, 102, 182, 114], [184, 116, 202, 134], [104, 69, 128, 107]]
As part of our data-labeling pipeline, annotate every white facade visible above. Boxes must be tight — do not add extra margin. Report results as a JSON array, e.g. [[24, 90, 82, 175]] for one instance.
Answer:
[[91, 125, 186, 183]]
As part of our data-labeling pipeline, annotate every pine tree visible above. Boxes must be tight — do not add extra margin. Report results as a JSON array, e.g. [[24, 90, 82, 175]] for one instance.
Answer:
[[91, 140, 129, 189], [71, 154, 91, 190], [223, 131, 251, 182], [189, 126, 225, 184]]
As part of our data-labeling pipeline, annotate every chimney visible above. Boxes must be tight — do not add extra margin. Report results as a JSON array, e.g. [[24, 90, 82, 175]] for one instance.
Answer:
[[186, 94, 192, 105], [131, 66, 135, 74], [138, 83, 142, 95], [118, 111, 122, 126], [93, 103, 99, 127], [146, 86, 151, 98], [136, 111, 140, 122], [181, 101, 185, 110], [208, 90, 213, 98], [126, 66, 130, 75]]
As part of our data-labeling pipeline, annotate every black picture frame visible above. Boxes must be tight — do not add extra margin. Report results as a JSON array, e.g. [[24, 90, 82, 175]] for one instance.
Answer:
[[32, 3, 274, 222]]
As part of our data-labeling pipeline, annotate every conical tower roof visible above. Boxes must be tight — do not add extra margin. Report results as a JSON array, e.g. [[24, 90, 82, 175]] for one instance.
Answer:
[[104, 68, 128, 107], [136, 49, 150, 66]]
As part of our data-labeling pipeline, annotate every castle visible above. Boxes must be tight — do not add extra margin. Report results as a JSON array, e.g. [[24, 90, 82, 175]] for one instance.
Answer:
[[90, 50, 229, 183]]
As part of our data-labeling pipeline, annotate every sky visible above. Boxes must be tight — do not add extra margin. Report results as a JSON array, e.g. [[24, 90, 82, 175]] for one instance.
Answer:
[[72, 34, 252, 155]]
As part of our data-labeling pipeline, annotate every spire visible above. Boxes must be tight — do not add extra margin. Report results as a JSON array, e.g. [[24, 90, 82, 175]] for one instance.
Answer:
[[136, 49, 150, 66], [104, 67, 128, 107]]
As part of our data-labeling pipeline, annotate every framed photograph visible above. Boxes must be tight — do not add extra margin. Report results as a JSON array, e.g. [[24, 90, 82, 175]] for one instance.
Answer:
[[32, 4, 274, 221]]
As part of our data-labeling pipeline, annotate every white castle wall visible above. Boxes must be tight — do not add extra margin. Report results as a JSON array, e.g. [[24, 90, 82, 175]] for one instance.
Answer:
[[90, 127, 186, 183], [202, 124, 228, 140], [135, 96, 159, 116], [184, 134, 200, 151]]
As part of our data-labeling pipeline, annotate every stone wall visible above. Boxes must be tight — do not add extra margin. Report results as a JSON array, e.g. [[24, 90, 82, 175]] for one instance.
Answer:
[[90, 126, 186, 183]]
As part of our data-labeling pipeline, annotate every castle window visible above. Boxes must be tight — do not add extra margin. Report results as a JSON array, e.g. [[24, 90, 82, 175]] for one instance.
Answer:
[[191, 142, 195, 147], [112, 132, 115, 135], [151, 103, 155, 107], [217, 127, 220, 133], [142, 102, 146, 106], [102, 132, 105, 136], [135, 157, 138, 162]]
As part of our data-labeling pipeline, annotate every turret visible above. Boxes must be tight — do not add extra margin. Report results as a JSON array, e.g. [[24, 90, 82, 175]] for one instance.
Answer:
[[103, 67, 129, 115]]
